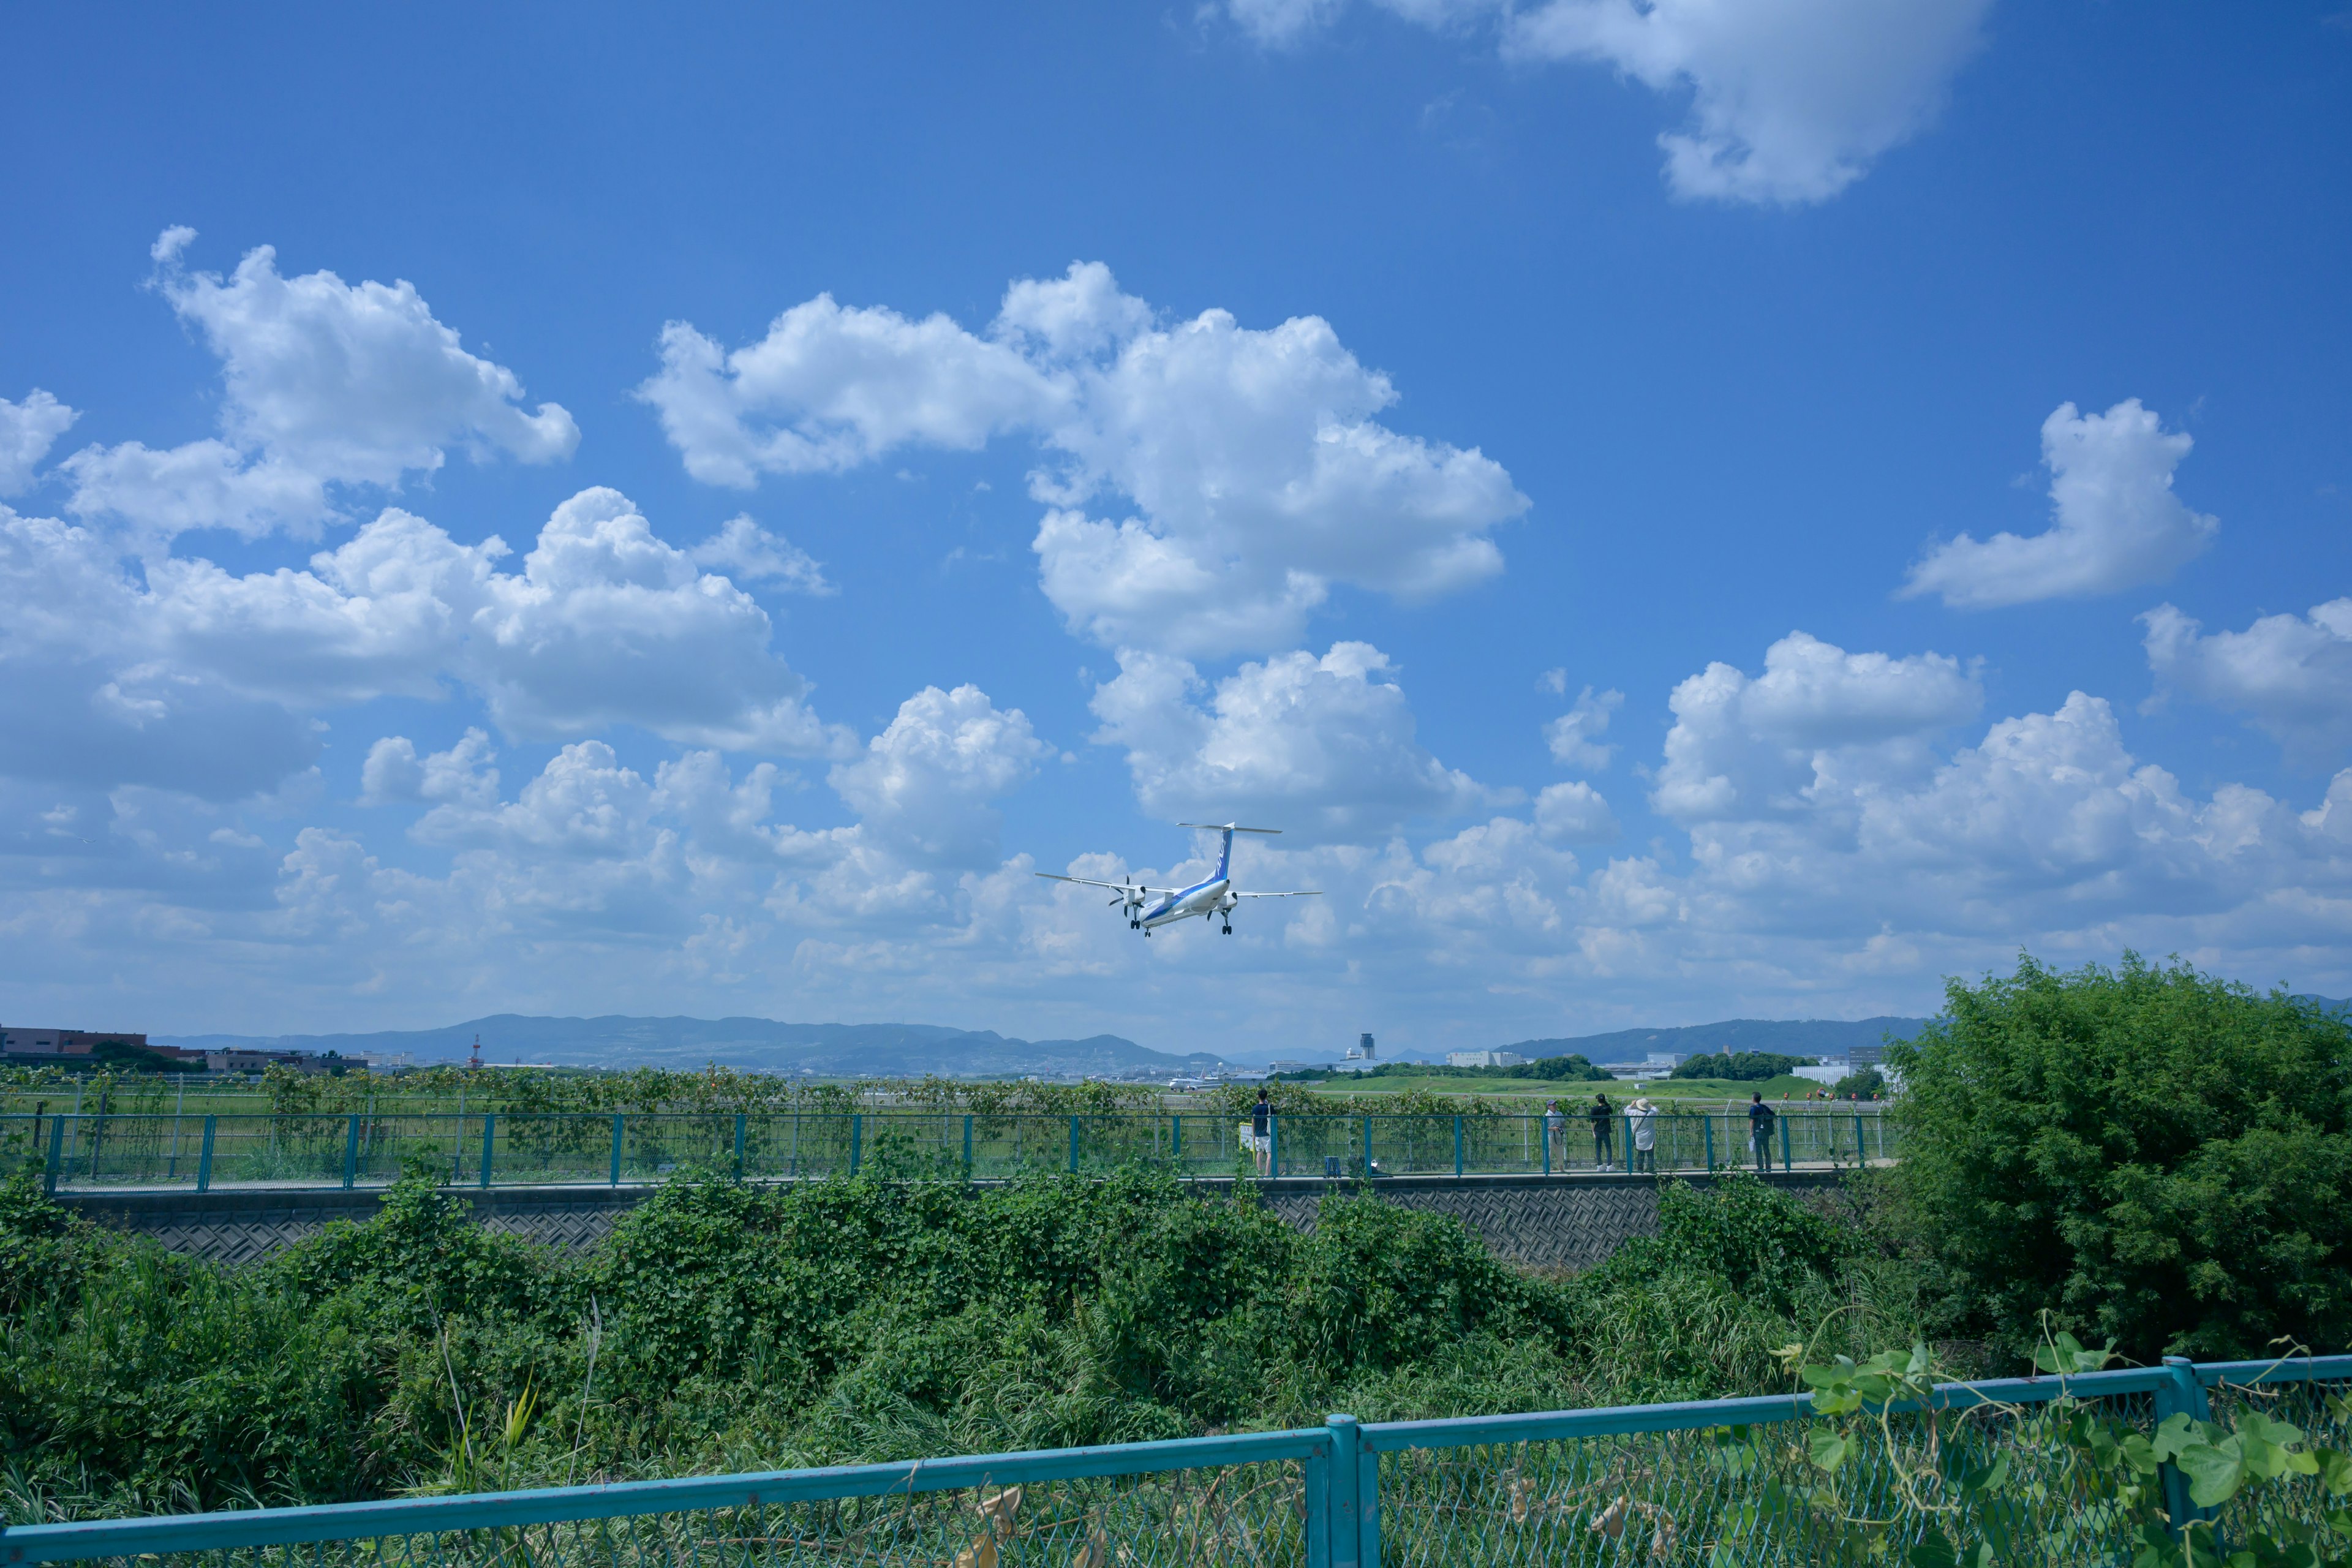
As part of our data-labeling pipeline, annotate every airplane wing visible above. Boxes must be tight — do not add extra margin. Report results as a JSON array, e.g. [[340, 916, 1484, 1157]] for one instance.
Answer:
[[1234, 889, 1322, 899], [1035, 873, 1161, 895]]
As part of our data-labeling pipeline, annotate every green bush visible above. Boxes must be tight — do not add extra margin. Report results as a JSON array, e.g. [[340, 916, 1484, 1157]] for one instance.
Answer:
[[0, 1164, 1903, 1519], [1888, 952, 2352, 1362]]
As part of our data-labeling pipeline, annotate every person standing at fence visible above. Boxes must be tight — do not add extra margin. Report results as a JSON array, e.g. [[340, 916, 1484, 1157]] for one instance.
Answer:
[[1629, 1097, 1657, 1174], [1589, 1091, 1614, 1168], [1748, 1091, 1776, 1173], [1250, 1088, 1272, 1176]]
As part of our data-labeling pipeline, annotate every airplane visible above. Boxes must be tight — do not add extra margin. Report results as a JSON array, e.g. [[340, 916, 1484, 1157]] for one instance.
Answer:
[[1037, 823, 1321, 936]]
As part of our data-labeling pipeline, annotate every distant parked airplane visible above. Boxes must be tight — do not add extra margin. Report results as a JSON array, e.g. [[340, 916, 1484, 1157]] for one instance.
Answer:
[[1038, 823, 1321, 937]]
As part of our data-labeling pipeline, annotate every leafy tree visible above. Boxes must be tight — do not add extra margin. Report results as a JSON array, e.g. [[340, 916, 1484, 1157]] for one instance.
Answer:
[[1671, 1051, 1813, 1082], [1888, 952, 2352, 1362], [1831, 1066, 1887, 1099]]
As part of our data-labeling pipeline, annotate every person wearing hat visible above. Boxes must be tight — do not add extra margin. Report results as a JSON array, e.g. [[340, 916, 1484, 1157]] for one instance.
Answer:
[[1627, 1096, 1658, 1174]]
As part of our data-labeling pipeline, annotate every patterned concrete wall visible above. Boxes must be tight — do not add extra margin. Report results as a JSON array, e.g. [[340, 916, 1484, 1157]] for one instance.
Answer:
[[61, 1170, 1841, 1271]]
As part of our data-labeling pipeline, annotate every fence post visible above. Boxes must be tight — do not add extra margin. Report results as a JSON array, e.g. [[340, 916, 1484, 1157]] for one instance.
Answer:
[[1069, 1114, 1080, 1174], [1779, 1114, 1792, 1174], [43, 1115, 66, 1196], [850, 1114, 862, 1177], [1623, 1113, 1634, 1174], [1541, 1113, 1550, 1176], [1362, 1115, 1373, 1178], [2155, 1356, 2215, 1538], [733, 1113, 747, 1180], [1450, 1115, 1463, 1177], [1171, 1112, 1182, 1164], [1704, 1114, 1716, 1172], [963, 1114, 974, 1180], [343, 1114, 361, 1189], [196, 1115, 216, 1193], [611, 1114, 625, 1186], [1324, 1415, 1361, 1568], [480, 1114, 495, 1189], [1355, 1418, 1382, 1568]]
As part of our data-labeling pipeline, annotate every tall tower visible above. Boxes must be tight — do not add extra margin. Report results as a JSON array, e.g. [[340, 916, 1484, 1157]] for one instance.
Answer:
[[1360, 1033, 1376, 1059], [467, 1033, 483, 1069]]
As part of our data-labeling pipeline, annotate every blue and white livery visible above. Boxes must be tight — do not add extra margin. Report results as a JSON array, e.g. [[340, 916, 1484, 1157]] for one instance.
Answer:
[[1038, 823, 1321, 937]]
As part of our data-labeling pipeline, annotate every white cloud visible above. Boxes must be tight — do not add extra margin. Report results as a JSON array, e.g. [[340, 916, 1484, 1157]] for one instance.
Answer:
[[0, 390, 78, 494], [644, 263, 1525, 657], [1653, 631, 1982, 821], [1506, 0, 1991, 204], [688, 514, 835, 595], [830, 685, 1054, 867], [361, 729, 499, 808], [1090, 641, 1496, 837], [61, 233, 575, 539], [5, 488, 846, 814], [639, 298, 1058, 487], [2143, 599, 2352, 767], [1903, 400, 2218, 609], [1216, 0, 1988, 205], [1544, 684, 1623, 771], [1534, 780, 1619, 843]]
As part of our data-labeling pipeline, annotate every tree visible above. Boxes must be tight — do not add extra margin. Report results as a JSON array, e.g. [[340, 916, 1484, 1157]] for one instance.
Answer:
[[1888, 952, 2352, 1362], [1670, 1051, 1811, 1082]]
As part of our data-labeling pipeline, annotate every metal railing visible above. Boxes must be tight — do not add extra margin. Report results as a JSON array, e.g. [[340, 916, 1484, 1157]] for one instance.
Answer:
[[6, 1354, 2343, 1566], [15, 1109, 1896, 1194]]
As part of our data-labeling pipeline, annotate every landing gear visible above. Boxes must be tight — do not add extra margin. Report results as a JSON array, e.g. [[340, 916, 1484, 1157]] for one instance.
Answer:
[[1221, 922, 1232, 935]]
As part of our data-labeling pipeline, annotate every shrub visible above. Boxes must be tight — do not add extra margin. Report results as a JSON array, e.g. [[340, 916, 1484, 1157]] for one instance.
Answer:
[[1888, 952, 2352, 1362]]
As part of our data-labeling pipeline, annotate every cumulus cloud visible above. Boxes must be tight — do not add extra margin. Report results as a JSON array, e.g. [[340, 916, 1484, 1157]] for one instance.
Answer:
[[1544, 684, 1623, 771], [688, 514, 834, 594], [1534, 780, 1619, 843], [0, 390, 78, 494], [1090, 641, 1495, 837], [62, 233, 575, 538], [1, 488, 846, 818], [644, 262, 1525, 657], [1903, 400, 2218, 609], [831, 685, 1054, 867], [0, 505, 318, 801], [1653, 631, 1982, 821], [361, 729, 499, 808], [1216, 0, 1989, 205], [1506, 0, 1991, 204], [2143, 599, 2352, 767]]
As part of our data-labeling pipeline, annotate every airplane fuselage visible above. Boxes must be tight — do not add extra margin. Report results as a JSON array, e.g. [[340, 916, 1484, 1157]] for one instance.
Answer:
[[1141, 875, 1234, 930]]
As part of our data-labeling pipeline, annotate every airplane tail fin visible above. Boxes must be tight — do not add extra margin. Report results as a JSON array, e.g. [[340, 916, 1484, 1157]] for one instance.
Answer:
[[1178, 823, 1281, 882]]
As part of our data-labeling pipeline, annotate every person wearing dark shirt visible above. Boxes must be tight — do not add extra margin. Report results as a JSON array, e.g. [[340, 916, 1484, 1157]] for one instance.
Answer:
[[1250, 1088, 1272, 1176], [1748, 1091, 1776, 1173], [1589, 1092, 1615, 1169]]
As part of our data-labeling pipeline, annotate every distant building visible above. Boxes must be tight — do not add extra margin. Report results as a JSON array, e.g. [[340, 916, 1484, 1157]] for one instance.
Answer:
[[1, 1026, 163, 1065], [1644, 1051, 1687, 1069], [1265, 1060, 1312, 1074], [1446, 1050, 1527, 1069], [1849, 1044, 1886, 1069], [1348, 1032, 1377, 1060]]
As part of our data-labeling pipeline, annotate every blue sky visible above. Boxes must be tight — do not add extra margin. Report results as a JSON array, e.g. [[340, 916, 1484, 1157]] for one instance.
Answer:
[[4, 1, 2349, 1054]]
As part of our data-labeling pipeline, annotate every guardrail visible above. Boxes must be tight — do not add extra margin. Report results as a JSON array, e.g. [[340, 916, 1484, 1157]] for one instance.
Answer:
[[10, 1108, 1896, 1194], [6, 1354, 2342, 1566]]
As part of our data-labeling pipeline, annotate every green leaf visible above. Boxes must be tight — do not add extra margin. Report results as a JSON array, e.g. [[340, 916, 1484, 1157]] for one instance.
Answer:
[[2180, 1440, 2250, 1509], [1810, 1430, 1850, 1473], [1905, 1534, 1958, 1568], [2316, 1449, 2352, 1496]]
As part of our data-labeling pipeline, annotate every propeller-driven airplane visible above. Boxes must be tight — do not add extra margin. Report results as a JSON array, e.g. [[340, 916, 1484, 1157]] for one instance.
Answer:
[[1038, 823, 1321, 936]]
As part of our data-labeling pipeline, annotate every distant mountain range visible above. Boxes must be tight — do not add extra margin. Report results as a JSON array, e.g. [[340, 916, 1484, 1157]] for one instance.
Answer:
[[1504, 1016, 1930, 1065], [157, 1016, 1227, 1079]]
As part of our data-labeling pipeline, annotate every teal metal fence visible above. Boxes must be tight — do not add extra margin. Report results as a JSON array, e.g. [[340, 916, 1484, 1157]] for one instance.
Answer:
[[15, 1108, 1896, 1194], [5, 1355, 2343, 1566]]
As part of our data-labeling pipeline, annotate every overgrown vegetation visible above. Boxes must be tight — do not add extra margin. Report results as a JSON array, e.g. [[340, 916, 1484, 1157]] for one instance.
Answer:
[[0, 1166, 1916, 1521], [1888, 952, 2352, 1365]]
